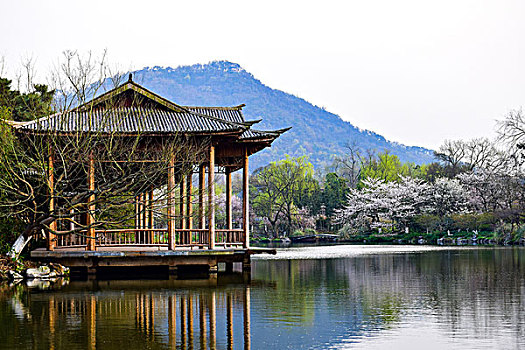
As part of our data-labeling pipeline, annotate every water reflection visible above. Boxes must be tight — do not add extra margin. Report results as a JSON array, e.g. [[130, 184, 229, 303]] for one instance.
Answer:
[[1, 247, 525, 349], [1, 276, 252, 350], [251, 248, 525, 349]]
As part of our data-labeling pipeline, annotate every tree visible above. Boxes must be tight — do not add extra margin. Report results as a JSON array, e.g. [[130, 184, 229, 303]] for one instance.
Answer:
[[428, 177, 469, 220], [336, 176, 432, 234], [331, 142, 364, 188], [322, 173, 349, 217], [250, 156, 318, 237], [0, 52, 209, 256], [359, 151, 425, 184], [497, 109, 525, 172], [0, 77, 54, 122], [435, 138, 509, 174]]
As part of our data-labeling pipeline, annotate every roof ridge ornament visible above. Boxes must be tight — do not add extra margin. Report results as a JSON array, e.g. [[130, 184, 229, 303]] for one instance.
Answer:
[[128, 73, 133, 82]]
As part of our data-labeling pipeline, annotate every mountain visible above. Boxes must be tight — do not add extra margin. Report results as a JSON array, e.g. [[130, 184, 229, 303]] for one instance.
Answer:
[[131, 61, 434, 170]]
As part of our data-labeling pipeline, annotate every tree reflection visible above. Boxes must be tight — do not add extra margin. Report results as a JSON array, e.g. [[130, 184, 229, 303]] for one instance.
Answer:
[[1, 249, 524, 349]]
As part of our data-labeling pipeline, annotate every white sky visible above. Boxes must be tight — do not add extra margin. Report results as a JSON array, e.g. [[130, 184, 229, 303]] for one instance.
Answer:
[[1, 0, 524, 149]]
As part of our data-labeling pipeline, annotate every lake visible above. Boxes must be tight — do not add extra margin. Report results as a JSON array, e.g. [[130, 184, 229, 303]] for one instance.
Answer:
[[1, 245, 524, 349]]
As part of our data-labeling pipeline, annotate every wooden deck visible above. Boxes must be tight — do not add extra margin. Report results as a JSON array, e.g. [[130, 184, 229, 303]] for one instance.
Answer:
[[30, 246, 276, 275]]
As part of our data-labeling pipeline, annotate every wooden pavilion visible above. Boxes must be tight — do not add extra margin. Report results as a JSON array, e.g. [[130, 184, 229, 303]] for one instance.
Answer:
[[12, 75, 288, 274]]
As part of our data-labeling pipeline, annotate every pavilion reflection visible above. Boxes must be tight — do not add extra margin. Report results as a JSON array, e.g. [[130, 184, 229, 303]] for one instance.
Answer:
[[38, 274, 252, 350]]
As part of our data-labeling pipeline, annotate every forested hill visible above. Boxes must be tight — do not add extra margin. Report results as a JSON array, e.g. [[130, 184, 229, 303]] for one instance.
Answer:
[[132, 61, 434, 170]]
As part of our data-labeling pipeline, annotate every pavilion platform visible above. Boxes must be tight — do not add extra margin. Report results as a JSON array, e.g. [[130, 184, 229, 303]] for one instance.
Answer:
[[30, 246, 276, 276]]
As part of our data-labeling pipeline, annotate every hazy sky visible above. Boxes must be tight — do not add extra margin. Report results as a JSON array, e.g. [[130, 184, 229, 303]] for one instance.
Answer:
[[1, 0, 524, 149]]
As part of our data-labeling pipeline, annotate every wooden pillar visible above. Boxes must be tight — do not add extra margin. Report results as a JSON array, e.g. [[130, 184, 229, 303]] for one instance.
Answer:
[[143, 194, 146, 229], [143, 191, 150, 243], [208, 146, 215, 250], [226, 168, 232, 245], [199, 164, 206, 230], [141, 194, 145, 229], [70, 208, 76, 245], [148, 190, 154, 229], [186, 173, 193, 230], [242, 148, 249, 248], [180, 176, 186, 230], [47, 150, 56, 251], [137, 194, 142, 229], [135, 194, 141, 243], [135, 196, 139, 229], [148, 190, 154, 243], [167, 155, 176, 250], [87, 153, 96, 251]]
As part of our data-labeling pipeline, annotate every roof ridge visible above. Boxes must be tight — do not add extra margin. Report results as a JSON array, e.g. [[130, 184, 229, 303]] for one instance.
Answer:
[[184, 104, 245, 111], [74, 80, 191, 113], [108, 106, 248, 129]]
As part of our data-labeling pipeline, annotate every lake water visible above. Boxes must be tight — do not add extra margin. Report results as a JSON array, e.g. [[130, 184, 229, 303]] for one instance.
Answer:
[[1, 245, 524, 349]]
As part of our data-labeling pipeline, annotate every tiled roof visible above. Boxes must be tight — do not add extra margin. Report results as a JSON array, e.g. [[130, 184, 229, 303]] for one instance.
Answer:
[[185, 106, 283, 140], [12, 79, 289, 142], [184, 106, 245, 124], [18, 107, 247, 134]]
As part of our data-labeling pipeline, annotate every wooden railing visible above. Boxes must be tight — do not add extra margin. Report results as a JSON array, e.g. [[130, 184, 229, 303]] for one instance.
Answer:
[[215, 229, 244, 247], [97, 229, 169, 246], [53, 228, 244, 249], [173, 229, 209, 247], [55, 231, 87, 248]]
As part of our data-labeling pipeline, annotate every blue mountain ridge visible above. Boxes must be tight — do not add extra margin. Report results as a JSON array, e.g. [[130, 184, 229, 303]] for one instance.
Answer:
[[131, 61, 434, 170]]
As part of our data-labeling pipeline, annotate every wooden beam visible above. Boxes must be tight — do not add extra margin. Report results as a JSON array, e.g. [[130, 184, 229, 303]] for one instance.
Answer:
[[47, 149, 56, 251], [208, 145, 215, 249], [242, 148, 249, 248], [199, 164, 206, 230], [86, 153, 96, 251], [167, 154, 176, 250]]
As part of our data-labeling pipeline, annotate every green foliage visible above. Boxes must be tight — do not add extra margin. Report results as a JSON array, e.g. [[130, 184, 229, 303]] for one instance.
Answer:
[[322, 173, 349, 216], [0, 77, 54, 122], [451, 212, 497, 232], [251, 155, 319, 236], [0, 217, 25, 254], [359, 151, 426, 185], [413, 214, 441, 233]]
